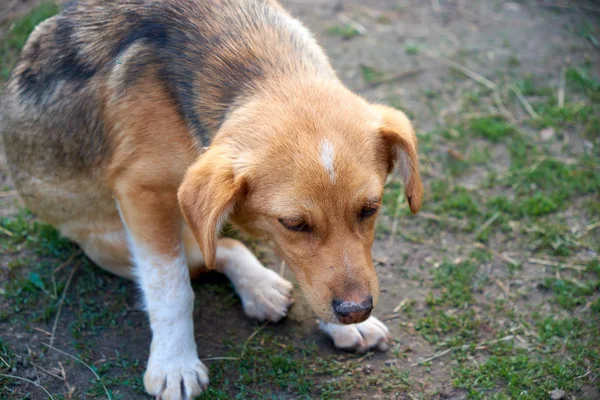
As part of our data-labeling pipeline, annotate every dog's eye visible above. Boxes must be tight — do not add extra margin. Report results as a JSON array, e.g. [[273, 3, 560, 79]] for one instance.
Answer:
[[279, 218, 313, 233], [359, 206, 378, 220]]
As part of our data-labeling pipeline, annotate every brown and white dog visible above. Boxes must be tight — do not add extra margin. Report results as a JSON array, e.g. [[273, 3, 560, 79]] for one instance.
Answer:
[[0, 0, 423, 398]]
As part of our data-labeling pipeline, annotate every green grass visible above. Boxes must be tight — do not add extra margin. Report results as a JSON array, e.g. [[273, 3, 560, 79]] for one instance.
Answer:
[[541, 277, 597, 309], [536, 102, 596, 128], [201, 333, 317, 398], [518, 193, 558, 217], [432, 260, 479, 307], [469, 117, 515, 143], [360, 65, 385, 84], [453, 349, 589, 399], [416, 308, 481, 346], [0, 2, 59, 81], [1, 213, 419, 399], [566, 67, 600, 102], [200, 330, 415, 398], [398, 58, 600, 398], [540, 261, 600, 310], [385, 58, 599, 395], [513, 76, 553, 97], [509, 157, 600, 216], [405, 43, 420, 55], [452, 310, 600, 399], [388, 96, 416, 119], [435, 185, 480, 219], [413, 255, 599, 399], [326, 24, 360, 40], [528, 221, 578, 256], [1, 210, 81, 324], [1, 3, 600, 398], [431, 128, 600, 225], [0, 339, 17, 389]]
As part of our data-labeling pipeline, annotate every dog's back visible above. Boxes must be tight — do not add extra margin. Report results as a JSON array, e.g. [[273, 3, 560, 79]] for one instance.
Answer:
[[0, 0, 334, 227], [2, 0, 334, 149]]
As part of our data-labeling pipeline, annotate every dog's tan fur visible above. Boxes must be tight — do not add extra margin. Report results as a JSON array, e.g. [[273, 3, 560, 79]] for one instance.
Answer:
[[1, 0, 422, 397]]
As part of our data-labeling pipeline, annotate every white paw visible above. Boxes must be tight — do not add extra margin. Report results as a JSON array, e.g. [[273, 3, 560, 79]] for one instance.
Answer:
[[237, 267, 294, 322], [144, 356, 209, 400], [319, 316, 391, 353]]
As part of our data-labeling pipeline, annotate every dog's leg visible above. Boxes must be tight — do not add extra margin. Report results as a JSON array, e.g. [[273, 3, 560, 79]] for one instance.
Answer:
[[319, 317, 391, 353], [115, 188, 208, 400], [215, 238, 294, 322]]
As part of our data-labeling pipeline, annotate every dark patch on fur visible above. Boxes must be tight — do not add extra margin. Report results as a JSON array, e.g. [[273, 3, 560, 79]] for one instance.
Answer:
[[111, 8, 209, 143], [18, 17, 97, 104], [117, 18, 170, 56], [107, 4, 269, 145], [10, 0, 325, 148]]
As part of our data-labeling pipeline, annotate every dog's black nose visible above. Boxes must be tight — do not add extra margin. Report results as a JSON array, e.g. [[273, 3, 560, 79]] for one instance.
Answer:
[[332, 295, 373, 324]]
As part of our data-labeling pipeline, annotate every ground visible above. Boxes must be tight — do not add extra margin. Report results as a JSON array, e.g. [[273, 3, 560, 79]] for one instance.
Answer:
[[0, 0, 599, 399]]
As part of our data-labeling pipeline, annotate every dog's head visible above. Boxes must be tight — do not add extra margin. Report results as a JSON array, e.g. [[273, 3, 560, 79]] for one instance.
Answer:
[[178, 82, 422, 324]]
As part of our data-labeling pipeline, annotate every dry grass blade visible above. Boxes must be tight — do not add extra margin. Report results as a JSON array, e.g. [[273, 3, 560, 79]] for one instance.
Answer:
[[337, 13, 366, 35], [462, 112, 506, 120], [50, 260, 82, 348], [510, 157, 546, 195], [32, 327, 52, 336], [493, 277, 510, 295], [53, 250, 83, 274], [420, 48, 496, 90], [240, 323, 267, 360], [31, 362, 66, 381], [411, 348, 453, 366], [356, 351, 375, 363], [360, 68, 424, 90], [27, 346, 41, 385], [279, 260, 286, 276], [575, 221, 600, 238], [474, 211, 500, 236], [509, 84, 540, 120], [474, 243, 519, 267], [381, 314, 404, 322], [493, 90, 516, 123], [0, 226, 14, 237], [558, 67, 565, 107], [419, 211, 468, 229], [419, 48, 522, 122], [42, 343, 112, 400], [0, 373, 56, 399], [393, 298, 408, 313], [0, 355, 10, 368], [0, 190, 18, 198], [202, 356, 240, 362], [574, 370, 592, 380], [411, 335, 514, 366], [528, 258, 586, 271], [388, 189, 406, 247]]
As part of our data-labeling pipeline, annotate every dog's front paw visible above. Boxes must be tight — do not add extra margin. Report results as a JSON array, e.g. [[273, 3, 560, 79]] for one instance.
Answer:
[[319, 316, 391, 353], [144, 356, 209, 400], [237, 268, 294, 322]]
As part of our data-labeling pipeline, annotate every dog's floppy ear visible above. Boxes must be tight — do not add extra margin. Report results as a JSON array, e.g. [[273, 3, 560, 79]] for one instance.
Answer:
[[372, 104, 423, 214], [178, 146, 245, 269]]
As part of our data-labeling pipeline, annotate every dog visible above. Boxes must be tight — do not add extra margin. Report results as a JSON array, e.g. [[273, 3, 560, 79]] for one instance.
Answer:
[[0, 0, 423, 398]]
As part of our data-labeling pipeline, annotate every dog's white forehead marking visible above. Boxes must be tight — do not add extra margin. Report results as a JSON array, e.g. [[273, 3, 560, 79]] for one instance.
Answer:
[[319, 139, 336, 183]]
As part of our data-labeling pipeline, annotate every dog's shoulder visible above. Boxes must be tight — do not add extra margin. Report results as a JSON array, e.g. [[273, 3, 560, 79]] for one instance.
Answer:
[[10, 0, 162, 104], [4, 0, 336, 149]]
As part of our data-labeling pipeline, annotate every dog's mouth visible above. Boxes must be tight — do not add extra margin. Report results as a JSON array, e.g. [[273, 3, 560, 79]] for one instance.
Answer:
[[277, 257, 377, 324]]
